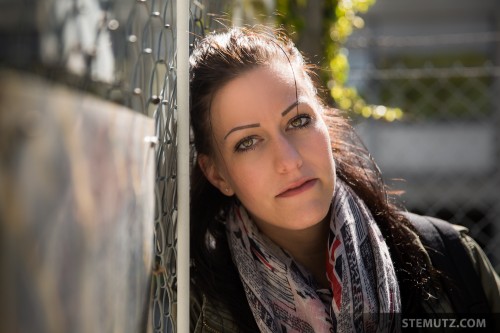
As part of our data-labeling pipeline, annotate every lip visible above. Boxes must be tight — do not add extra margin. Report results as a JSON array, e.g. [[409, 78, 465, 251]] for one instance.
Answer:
[[276, 178, 318, 198]]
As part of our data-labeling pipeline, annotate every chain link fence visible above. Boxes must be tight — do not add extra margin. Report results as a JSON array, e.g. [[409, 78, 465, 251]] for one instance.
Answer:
[[348, 31, 500, 273]]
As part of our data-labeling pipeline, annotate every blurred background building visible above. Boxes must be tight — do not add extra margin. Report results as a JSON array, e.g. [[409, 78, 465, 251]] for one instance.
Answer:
[[347, 0, 500, 271]]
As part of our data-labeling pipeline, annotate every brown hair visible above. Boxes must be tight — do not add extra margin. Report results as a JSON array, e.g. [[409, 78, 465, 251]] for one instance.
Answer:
[[189, 26, 438, 330]]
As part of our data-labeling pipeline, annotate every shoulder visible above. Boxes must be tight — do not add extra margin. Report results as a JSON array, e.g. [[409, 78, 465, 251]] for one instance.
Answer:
[[403, 212, 500, 313], [190, 282, 203, 332], [453, 225, 500, 313], [190, 282, 241, 333]]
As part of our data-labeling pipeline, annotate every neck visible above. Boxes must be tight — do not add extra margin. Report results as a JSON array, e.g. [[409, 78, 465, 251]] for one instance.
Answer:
[[257, 214, 331, 288]]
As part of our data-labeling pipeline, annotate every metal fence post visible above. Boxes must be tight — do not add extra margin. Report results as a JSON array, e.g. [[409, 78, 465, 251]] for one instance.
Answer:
[[176, 0, 190, 332]]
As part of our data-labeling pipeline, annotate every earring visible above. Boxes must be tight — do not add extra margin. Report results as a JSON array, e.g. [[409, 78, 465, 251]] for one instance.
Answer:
[[225, 187, 230, 192]]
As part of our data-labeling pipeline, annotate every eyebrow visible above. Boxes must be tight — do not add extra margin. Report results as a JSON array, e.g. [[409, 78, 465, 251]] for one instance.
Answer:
[[281, 100, 300, 117], [223, 100, 300, 140], [224, 123, 260, 140]]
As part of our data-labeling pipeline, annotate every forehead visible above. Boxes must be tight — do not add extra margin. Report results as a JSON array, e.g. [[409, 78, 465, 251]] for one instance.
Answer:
[[211, 64, 312, 114]]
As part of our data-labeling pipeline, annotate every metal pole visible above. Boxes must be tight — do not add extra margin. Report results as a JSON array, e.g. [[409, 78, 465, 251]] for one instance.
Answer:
[[176, 0, 190, 331]]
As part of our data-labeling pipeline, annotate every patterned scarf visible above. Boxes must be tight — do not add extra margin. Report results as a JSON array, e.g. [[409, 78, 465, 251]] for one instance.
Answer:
[[226, 179, 401, 333]]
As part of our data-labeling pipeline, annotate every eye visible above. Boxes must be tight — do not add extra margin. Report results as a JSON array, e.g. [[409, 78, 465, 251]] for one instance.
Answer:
[[235, 136, 259, 152], [288, 114, 311, 129]]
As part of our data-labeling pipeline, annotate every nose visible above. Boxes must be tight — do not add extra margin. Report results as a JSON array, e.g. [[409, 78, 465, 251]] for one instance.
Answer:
[[273, 135, 303, 174]]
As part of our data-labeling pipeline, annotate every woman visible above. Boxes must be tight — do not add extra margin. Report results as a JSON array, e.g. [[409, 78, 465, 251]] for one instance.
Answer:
[[189, 26, 500, 332]]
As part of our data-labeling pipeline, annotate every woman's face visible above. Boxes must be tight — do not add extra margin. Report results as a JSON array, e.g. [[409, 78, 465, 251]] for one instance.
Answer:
[[201, 63, 336, 234]]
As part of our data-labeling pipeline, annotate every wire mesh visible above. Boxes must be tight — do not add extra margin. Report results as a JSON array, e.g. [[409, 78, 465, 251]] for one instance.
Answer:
[[348, 31, 500, 273]]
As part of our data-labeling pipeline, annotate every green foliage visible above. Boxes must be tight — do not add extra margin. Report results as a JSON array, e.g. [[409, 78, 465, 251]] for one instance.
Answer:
[[276, 0, 403, 121], [276, 0, 306, 34]]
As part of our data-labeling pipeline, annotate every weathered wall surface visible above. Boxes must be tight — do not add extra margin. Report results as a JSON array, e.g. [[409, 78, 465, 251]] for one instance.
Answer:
[[0, 70, 155, 333]]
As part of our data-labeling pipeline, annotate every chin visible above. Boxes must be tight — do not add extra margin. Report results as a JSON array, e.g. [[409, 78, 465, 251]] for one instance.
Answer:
[[286, 208, 330, 230]]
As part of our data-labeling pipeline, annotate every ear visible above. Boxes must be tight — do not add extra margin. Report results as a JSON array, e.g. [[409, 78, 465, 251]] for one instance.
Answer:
[[198, 154, 234, 196]]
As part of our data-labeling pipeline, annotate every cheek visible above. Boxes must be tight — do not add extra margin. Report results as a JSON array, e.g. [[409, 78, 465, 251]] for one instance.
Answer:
[[226, 161, 267, 197], [307, 124, 334, 164]]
